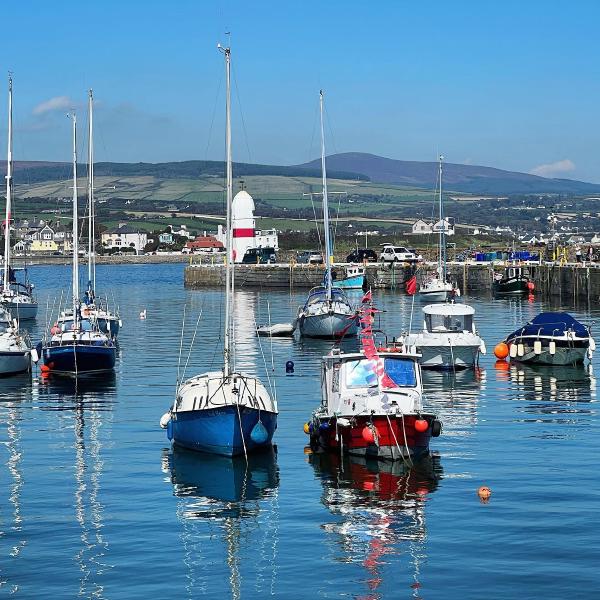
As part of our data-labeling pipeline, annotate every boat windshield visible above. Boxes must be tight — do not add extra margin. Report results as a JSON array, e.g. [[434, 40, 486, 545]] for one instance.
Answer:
[[426, 313, 472, 333], [306, 288, 348, 306], [343, 357, 417, 388]]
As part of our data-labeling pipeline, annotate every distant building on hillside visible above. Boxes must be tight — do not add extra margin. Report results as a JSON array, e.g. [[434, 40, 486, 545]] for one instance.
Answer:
[[411, 219, 433, 234], [184, 236, 224, 254], [101, 223, 148, 254]]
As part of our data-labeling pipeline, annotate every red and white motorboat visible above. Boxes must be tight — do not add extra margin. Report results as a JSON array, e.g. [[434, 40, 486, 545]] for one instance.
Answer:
[[306, 296, 442, 461]]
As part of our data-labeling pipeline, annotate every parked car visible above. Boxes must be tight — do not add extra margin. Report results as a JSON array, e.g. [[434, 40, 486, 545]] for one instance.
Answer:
[[242, 247, 277, 264], [346, 248, 378, 263], [379, 245, 418, 263], [296, 250, 324, 264]]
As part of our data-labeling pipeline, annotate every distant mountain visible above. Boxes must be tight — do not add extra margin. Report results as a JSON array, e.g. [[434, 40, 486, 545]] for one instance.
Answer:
[[4, 160, 368, 186], [297, 152, 600, 195], [5, 153, 600, 195]]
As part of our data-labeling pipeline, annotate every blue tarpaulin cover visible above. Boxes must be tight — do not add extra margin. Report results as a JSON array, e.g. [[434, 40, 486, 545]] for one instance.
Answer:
[[507, 312, 589, 340]]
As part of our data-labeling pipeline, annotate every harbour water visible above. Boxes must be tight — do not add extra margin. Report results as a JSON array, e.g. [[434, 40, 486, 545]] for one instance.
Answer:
[[1, 263, 598, 599]]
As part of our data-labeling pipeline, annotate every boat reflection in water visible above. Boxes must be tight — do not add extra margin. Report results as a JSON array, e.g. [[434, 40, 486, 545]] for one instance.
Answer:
[[507, 362, 595, 409], [163, 446, 280, 598], [36, 371, 117, 409], [309, 451, 442, 599]]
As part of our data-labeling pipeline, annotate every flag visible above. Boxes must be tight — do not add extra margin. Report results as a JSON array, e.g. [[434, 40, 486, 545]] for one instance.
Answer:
[[361, 289, 372, 304], [405, 275, 417, 295]]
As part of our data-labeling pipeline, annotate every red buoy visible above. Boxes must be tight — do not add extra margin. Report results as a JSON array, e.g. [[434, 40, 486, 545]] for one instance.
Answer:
[[362, 426, 376, 443], [527, 281, 535, 291], [40, 364, 50, 373], [414, 419, 429, 432]]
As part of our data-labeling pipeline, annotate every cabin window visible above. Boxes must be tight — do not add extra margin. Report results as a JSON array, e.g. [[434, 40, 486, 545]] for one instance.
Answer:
[[426, 313, 471, 332], [383, 358, 417, 387], [344, 359, 378, 388]]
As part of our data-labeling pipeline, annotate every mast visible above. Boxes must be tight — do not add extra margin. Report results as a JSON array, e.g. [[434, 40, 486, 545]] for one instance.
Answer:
[[3, 74, 13, 294], [438, 155, 446, 282], [70, 112, 79, 323], [319, 90, 332, 301], [219, 42, 233, 377], [87, 89, 95, 297]]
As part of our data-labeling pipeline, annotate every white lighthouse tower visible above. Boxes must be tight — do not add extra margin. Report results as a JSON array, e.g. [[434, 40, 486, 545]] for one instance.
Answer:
[[231, 189, 256, 263]]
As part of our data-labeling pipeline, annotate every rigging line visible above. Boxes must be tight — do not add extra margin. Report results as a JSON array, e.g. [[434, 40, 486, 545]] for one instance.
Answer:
[[309, 193, 323, 252], [204, 67, 224, 161], [176, 304, 187, 386], [181, 304, 204, 383], [253, 312, 277, 403], [232, 66, 253, 164]]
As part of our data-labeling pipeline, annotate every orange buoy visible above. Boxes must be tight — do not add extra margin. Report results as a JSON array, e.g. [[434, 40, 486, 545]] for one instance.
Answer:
[[494, 342, 509, 359], [40, 364, 50, 373], [362, 426, 376, 443], [477, 486, 492, 502], [362, 480, 375, 491], [414, 419, 429, 432], [495, 359, 509, 371]]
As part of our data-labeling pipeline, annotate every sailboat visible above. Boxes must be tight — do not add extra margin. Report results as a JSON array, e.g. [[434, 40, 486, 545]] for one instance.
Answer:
[[418, 155, 459, 302], [56, 90, 121, 339], [39, 112, 116, 375], [160, 43, 278, 456], [0, 75, 38, 321], [296, 91, 358, 339]]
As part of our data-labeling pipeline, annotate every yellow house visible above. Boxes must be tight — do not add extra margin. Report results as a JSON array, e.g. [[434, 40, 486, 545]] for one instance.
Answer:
[[30, 239, 59, 253]]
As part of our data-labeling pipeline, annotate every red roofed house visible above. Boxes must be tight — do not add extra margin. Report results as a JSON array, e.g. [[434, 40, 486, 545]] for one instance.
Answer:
[[184, 235, 224, 254]]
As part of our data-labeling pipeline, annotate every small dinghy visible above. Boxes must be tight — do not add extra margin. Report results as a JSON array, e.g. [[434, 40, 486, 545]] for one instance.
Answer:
[[256, 322, 296, 337]]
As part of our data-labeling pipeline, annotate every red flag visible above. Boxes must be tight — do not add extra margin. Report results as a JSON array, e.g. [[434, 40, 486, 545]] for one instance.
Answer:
[[405, 275, 417, 295], [361, 289, 372, 304]]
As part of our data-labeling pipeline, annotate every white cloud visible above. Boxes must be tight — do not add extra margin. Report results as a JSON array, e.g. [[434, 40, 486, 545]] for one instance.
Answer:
[[530, 159, 576, 178], [32, 96, 74, 115]]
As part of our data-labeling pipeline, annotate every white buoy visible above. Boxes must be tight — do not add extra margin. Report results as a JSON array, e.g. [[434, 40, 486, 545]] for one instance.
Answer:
[[140, 309, 147, 320], [159, 412, 171, 429]]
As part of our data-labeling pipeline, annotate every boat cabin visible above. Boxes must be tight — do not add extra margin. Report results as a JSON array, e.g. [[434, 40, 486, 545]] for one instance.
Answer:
[[423, 304, 475, 334], [321, 350, 422, 416]]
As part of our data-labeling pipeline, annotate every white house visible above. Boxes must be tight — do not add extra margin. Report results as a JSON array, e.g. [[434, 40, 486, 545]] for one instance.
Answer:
[[412, 219, 433, 235], [101, 223, 148, 254], [432, 218, 455, 236]]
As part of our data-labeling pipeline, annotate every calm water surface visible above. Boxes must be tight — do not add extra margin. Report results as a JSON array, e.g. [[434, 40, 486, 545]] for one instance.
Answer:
[[1, 263, 598, 599]]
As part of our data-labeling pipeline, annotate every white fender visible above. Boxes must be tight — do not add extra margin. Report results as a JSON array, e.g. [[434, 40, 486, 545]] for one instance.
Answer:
[[589, 337, 596, 351], [533, 340, 542, 355], [517, 343, 525, 357], [549, 341, 556, 355], [30, 348, 39, 363], [337, 418, 352, 427], [509, 343, 518, 358], [159, 412, 171, 429]]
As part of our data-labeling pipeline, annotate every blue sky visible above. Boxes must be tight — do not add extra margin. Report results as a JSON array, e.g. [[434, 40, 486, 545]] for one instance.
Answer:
[[2, 0, 600, 181]]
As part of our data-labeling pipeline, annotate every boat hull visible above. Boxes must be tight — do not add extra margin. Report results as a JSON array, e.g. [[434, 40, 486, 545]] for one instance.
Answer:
[[336, 274, 366, 290], [310, 413, 437, 461], [493, 278, 529, 295], [508, 339, 588, 366], [299, 313, 358, 339], [418, 289, 449, 302], [43, 344, 116, 374], [0, 351, 30, 376], [172, 406, 277, 457], [2, 301, 38, 320], [413, 344, 480, 370]]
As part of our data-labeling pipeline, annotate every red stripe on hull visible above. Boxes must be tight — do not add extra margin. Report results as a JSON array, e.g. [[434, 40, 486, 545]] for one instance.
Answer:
[[233, 228, 255, 238], [314, 414, 433, 456]]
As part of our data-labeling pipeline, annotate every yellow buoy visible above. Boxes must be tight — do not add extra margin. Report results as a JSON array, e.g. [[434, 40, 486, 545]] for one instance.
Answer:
[[303, 422, 311, 435]]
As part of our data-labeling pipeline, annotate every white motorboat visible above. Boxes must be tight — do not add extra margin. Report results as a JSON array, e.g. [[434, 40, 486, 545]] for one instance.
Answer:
[[297, 91, 357, 340], [403, 303, 486, 370], [256, 322, 295, 337], [0, 307, 30, 375]]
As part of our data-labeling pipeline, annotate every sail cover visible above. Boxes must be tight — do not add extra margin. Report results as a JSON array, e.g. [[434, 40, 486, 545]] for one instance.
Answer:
[[507, 312, 589, 340]]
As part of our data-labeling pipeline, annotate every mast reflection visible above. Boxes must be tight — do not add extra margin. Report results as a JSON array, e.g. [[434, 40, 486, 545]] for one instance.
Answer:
[[309, 452, 442, 599], [163, 446, 280, 599]]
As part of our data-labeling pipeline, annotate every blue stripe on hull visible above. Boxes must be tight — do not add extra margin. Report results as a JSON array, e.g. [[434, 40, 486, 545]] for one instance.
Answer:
[[43, 344, 116, 374], [172, 406, 277, 457]]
